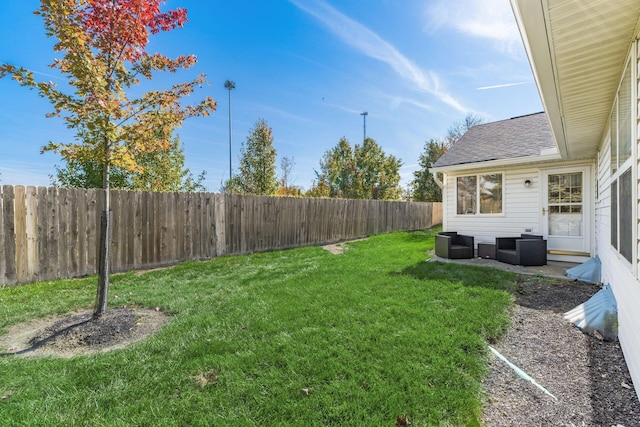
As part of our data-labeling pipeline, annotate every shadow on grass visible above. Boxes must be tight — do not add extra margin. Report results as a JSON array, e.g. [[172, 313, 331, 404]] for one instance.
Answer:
[[402, 259, 605, 313], [400, 260, 518, 293]]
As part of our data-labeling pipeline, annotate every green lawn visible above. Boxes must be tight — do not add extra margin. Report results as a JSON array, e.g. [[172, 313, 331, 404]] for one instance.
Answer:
[[0, 230, 518, 426]]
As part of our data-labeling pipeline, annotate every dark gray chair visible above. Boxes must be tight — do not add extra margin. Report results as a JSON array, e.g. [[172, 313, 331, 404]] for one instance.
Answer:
[[495, 234, 547, 266], [435, 232, 474, 259]]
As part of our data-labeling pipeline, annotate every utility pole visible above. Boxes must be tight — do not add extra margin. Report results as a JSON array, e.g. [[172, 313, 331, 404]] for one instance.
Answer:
[[360, 111, 368, 141], [224, 80, 235, 183]]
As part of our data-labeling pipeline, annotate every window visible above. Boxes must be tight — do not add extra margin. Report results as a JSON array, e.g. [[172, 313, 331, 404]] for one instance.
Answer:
[[612, 61, 632, 173], [457, 173, 502, 215], [457, 176, 477, 214], [619, 169, 632, 262], [548, 172, 583, 237], [610, 59, 633, 264]]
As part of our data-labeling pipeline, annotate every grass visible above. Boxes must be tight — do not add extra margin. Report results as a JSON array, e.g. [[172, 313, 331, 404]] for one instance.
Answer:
[[0, 230, 518, 426]]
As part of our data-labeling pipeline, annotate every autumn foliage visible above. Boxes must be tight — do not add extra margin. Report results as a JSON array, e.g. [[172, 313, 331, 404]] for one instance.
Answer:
[[1, 0, 215, 173], [0, 0, 216, 317], [82, 0, 188, 61]]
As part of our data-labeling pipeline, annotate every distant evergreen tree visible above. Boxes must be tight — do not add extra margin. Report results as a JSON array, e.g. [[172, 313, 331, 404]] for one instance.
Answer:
[[411, 139, 447, 202], [310, 137, 402, 200], [236, 119, 278, 195]]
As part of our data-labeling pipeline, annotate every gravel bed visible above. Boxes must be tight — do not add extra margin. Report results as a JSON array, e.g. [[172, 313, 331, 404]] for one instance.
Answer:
[[482, 276, 640, 426]]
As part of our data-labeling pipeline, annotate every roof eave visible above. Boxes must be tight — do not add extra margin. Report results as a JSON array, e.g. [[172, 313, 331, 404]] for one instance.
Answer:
[[430, 151, 562, 174], [510, 0, 569, 159]]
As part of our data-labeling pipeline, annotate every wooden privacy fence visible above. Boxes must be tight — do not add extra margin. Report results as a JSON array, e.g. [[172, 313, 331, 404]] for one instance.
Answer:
[[0, 185, 442, 286]]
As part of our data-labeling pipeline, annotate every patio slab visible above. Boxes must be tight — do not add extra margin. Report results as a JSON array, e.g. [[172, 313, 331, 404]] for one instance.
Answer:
[[428, 255, 578, 280]]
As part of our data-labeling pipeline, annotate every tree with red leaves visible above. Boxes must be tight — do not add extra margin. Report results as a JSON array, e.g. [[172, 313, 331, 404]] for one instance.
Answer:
[[0, 0, 216, 317]]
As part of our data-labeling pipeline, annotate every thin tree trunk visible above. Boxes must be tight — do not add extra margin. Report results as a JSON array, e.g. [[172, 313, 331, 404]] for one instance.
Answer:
[[94, 161, 111, 318]]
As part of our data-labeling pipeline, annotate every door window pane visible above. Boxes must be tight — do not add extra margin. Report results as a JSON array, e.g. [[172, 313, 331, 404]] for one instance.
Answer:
[[548, 172, 583, 237]]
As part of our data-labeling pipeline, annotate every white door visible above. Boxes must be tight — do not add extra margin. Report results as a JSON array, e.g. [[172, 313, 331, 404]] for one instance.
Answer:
[[541, 167, 591, 257]]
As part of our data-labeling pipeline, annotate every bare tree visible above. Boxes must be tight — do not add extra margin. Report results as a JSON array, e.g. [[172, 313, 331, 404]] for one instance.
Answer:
[[279, 156, 295, 192]]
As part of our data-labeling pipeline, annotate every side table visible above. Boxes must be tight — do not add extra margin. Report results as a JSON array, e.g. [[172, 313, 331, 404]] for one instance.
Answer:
[[477, 242, 496, 259]]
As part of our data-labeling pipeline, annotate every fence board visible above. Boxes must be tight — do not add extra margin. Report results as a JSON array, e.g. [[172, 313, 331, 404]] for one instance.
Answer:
[[75, 189, 86, 277], [206, 193, 215, 258], [149, 191, 158, 266], [69, 189, 80, 276], [1, 186, 440, 286], [141, 191, 150, 266], [87, 189, 98, 276], [0, 186, 5, 285], [64, 188, 74, 276], [3, 186, 16, 285], [14, 186, 28, 284], [110, 190, 121, 272], [25, 186, 39, 282], [125, 191, 135, 268]]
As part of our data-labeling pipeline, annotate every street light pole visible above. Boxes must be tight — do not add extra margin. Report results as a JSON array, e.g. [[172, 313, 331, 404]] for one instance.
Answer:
[[360, 111, 368, 142], [224, 80, 235, 183]]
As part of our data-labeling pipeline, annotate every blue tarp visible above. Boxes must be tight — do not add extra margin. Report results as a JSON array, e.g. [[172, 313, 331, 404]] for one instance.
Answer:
[[563, 283, 618, 341], [565, 256, 601, 284]]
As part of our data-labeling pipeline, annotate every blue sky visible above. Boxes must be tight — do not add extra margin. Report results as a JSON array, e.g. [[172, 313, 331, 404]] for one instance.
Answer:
[[0, 0, 542, 192]]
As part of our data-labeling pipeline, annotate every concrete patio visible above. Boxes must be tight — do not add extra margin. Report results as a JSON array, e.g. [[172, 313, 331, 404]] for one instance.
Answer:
[[428, 254, 579, 280]]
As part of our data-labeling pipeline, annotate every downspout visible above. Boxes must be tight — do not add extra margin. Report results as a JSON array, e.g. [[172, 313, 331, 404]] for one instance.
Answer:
[[432, 170, 445, 230], [431, 169, 444, 189]]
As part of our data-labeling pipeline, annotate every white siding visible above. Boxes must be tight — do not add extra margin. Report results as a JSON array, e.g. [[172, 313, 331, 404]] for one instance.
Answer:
[[594, 39, 640, 399], [443, 165, 545, 245]]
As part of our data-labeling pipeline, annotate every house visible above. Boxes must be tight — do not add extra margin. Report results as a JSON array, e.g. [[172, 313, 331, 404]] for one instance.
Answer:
[[431, 0, 640, 396], [431, 112, 581, 258]]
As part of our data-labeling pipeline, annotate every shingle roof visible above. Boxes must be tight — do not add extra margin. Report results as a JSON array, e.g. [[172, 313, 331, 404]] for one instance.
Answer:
[[432, 112, 555, 168]]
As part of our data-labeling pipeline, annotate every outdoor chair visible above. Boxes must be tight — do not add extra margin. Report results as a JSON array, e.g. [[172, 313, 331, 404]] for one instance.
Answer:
[[435, 232, 474, 259], [495, 234, 547, 266]]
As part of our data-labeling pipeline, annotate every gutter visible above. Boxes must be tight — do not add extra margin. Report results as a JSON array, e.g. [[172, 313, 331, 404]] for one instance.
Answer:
[[430, 151, 561, 175]]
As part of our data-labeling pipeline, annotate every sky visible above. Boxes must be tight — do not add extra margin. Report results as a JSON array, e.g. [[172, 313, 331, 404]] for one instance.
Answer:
[[0, 0, 542, 192]]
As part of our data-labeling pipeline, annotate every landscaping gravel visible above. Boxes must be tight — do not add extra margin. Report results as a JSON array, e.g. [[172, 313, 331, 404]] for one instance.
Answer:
[[482, 276, 640, 426]]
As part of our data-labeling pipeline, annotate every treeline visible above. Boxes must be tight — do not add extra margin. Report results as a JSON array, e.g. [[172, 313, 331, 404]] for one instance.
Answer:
[[45, 113, 484, 203], [217, 113, 484, 202]]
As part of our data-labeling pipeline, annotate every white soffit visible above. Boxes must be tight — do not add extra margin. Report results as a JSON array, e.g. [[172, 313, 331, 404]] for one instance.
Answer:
[[511, 0, 640, 160]]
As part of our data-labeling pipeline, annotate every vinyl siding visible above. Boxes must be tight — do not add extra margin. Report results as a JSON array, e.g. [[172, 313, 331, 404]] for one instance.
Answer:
[[594, 39, 640, 399], [442, 165, 543, 246]]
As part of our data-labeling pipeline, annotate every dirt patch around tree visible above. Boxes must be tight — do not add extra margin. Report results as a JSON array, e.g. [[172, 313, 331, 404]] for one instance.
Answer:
[[0, 307, 170, 359]]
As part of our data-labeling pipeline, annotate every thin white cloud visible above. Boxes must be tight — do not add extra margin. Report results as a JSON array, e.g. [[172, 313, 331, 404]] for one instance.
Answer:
[[289, 0, 467, 113], [424, 0, 522, 56], [249, 103, 318, 124], [477, 81, 531, 90], [322, 102, 364, 115], [31, 70, 65, 81], [0, 163, 52, 186], [390, 96, 434, 112]]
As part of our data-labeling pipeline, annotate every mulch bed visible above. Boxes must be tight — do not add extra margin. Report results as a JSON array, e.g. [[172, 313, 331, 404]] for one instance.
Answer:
[[482, 275, 640, 426], [0, 307, 170, 358]]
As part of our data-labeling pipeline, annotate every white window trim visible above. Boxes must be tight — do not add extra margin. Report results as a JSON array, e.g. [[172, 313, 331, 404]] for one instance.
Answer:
[[455, 172, 505, 217], [608, 43, 637, 274]]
